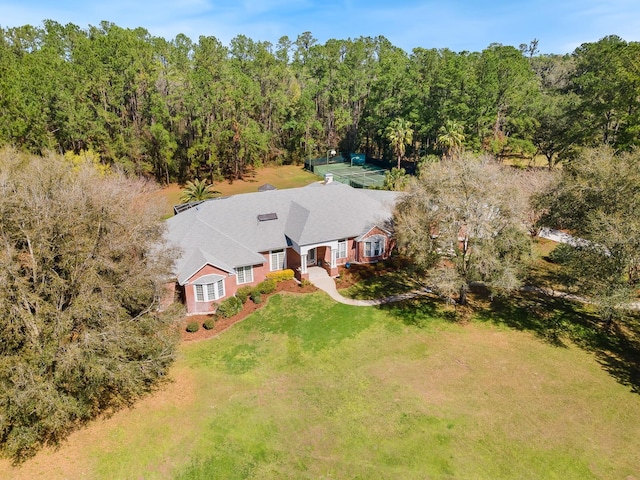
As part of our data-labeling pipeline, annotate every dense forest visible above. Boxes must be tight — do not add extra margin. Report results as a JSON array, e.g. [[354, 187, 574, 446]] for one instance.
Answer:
[[1, 20, 639, 183]]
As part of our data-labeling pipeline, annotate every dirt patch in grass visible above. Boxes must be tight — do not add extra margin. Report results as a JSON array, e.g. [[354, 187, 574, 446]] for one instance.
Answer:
[[180, 279, 317, 342]]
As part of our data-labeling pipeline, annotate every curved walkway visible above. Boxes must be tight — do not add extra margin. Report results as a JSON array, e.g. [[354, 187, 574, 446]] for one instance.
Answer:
[[307, 266, 420, 306], [308, 266, 640, 311]]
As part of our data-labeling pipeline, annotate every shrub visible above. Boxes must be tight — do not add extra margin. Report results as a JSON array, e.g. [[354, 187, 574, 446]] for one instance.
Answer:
[[547, 243, 574, 264], [202, 318, 216, 330], [186, 321, 200, 333], [250, 291, 262, 304], [257, 278, 277, 294], [217, 296, 243, 318], [235, 285, 254, 304], [300, 279, 312, 287], [266, 269, 295, 282]]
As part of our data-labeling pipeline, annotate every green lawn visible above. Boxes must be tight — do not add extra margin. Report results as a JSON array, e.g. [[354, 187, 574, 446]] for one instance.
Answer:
[[338, 261, 422, 300], [2, 292, 640, 479]]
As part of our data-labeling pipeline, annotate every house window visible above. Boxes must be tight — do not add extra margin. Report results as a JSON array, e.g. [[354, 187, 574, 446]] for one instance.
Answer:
[[235, 265, 254, 285], [270, 249, 285, 271], [364, 237, 384, 257], [338, 240, 347, 259], [194, 279, 225, 302]]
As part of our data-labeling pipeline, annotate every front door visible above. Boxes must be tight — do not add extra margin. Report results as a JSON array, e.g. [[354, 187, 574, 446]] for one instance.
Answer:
[[307, 248, 316, 266]]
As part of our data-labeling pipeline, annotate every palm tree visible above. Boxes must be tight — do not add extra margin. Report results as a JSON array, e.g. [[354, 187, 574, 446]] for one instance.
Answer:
[[180, 178, 219, 203], [383, 167, 409, 191], [385, 118, 413, 169], [436, 120, 465, 160]]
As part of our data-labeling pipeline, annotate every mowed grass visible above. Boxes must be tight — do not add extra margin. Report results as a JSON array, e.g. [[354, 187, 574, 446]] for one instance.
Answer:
[[2, 293, 640, 479], [153, 165, 319, 217]]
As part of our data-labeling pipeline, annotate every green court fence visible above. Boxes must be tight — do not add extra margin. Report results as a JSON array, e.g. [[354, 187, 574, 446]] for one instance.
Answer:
[[305, 153, 388, 189], [313, 163, 386, 189]]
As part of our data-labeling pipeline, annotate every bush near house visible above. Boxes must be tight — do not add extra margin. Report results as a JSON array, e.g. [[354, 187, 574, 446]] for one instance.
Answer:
[[235, 286, 254, 304], [257, 279, 277, 294], [217, 296, 244, 318], [266, 269, 295, 282], [186, 321, 200, 333], [202, 318, 216, 330], [250, 291, 263, 304]]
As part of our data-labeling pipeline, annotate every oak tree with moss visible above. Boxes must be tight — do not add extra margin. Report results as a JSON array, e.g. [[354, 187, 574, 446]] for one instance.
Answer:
[[536, 146, 640, 328], [395, 155, 535, 305], [0, 149, 180, 462]]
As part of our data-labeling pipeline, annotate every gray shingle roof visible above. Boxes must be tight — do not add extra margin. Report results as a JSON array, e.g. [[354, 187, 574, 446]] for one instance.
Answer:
[[166, 182, 399, 284], [191, 273, 225, 285]]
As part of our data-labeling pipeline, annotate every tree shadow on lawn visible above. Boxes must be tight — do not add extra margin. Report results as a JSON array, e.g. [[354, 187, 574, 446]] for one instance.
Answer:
[[480, 291, 640, 395], [381, 289, 640, 395], [339, 259, 422, 300], [378, 296, 441, 329]]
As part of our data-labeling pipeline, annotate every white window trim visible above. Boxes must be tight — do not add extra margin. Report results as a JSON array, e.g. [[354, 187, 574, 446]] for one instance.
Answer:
[[194, 279, 225, 302], [307, 248, 316, 265], [235, 265, 254, 285], [364, 236, 385, 257], [337, 239, 347, 259], [270, 249, 286, 272]]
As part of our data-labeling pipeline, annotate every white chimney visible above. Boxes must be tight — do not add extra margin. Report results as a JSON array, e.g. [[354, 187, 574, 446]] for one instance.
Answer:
[[324, 173, 333, 184]]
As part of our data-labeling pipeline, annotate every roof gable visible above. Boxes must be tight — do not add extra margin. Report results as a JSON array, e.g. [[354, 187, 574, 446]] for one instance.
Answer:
[[166, 183, 399, 283]]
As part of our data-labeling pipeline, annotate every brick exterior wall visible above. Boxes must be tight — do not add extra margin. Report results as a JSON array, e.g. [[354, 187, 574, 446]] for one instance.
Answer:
[[356, 227, 394, 263], [180, 228, 395, 313], [287, 248, 302, 280], [184, 261, 269, 315], [158, 282, 176, 311], [337, 238, 357, 265]]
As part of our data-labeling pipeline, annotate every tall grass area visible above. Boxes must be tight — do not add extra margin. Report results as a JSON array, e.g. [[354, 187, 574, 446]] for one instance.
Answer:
[[2, 293, 639, 479]]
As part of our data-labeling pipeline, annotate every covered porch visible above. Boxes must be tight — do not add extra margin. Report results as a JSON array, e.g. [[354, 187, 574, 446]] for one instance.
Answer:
[[288, 239, 341, 281]]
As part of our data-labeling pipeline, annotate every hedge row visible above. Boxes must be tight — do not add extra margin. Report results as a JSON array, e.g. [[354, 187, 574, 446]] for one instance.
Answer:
[[189, 275, 290, 327], [266, 269, 295, 282]]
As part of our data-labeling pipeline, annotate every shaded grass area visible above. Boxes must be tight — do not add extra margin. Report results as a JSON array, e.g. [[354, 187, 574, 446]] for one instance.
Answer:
[[338, 239, 640, 396], [477, 291, 640, 395], [3, 292, 640, 479], [526, 238, 564, 288], [339, 258, 422, 300], [524, 237, 576, 293]]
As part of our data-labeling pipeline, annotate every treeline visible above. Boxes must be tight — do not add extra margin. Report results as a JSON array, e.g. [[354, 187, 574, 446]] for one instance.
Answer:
[[1, 21, 639, 182]]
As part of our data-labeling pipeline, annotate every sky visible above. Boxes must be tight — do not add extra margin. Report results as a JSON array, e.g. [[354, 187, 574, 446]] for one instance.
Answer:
[[1, 0, 639, 54]]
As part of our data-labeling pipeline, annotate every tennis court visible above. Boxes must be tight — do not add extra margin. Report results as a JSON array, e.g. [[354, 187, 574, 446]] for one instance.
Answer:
[[313, 162, 386, 189]]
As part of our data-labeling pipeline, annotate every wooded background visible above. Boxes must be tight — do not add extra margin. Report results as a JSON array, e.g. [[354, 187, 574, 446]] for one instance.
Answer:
[[1, 21, 638, 182]]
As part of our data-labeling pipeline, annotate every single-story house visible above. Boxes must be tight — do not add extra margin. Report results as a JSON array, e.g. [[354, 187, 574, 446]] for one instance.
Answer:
[[164, 179, 399, 314]]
